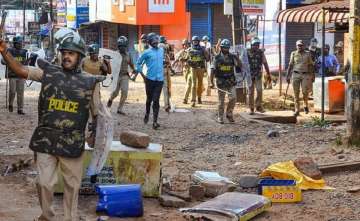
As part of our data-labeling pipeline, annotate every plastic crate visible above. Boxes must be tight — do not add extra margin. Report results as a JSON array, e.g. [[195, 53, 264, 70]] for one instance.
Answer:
[[258, 179, 301, 203]]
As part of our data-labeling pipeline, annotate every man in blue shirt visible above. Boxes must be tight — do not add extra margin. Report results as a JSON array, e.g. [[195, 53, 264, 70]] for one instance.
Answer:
[[134, 33, 164, 129], [317, 44, 340, 77]]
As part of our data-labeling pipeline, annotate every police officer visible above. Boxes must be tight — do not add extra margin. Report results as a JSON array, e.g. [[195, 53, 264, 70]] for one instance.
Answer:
[[108, 36, 135, 115], [82, 43, 112, 117], [173, 39, 190, 83], [159, 35, 172, 112], [287, 40, 314, 116], [184, 35, 209, 107], [210, 39, 241, 124], [0, 28, 104, 221], [201, 35, 214, 96], [247, 37, 271, 114], [4, 35, 27, 114], [134, 33, 164, 129]]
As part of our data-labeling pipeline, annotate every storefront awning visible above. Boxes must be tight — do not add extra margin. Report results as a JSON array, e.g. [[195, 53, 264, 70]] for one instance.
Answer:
[[277, 0, 349, 23]]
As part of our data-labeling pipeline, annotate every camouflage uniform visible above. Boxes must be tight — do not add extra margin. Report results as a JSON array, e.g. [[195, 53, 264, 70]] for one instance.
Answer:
[[288, 50, 313, 113], [26, 58, 103, 221], [212, 52, 239, 121]]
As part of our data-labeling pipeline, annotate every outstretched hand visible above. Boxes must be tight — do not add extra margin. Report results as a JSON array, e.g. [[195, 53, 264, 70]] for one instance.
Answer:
[[0, 39, 7, 53]]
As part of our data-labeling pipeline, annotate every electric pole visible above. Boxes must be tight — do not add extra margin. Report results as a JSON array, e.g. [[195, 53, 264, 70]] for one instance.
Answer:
[[347, 0, 360, 145], [23, 0, 26, 36], [50, 0, 54, 53], [232, 0, 243, 46]]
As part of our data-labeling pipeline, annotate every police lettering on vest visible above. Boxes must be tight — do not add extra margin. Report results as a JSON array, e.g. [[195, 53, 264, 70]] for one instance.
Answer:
[[29, 59, 103, 158], [187, 47, 206, 68], [6, 48, 27, 78], [214, 53, 237, 88]]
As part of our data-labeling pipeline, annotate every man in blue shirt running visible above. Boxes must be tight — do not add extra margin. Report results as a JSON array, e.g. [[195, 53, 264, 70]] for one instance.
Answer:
[[134, 33, 164, 129]]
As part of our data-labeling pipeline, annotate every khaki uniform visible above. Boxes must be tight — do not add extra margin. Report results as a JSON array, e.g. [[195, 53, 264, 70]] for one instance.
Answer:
[[289, 50, 313, 112], [109, 53, 131, 112], [247, 49, 266, 111], [26, 63, 101, 221], [82, 57, 105, 116], [159, 43, 172, 110]]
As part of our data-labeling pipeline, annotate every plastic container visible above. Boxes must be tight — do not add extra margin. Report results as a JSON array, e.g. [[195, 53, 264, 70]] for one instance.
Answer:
[[258, 179, 301, 203], [96, 184, 144, 217]]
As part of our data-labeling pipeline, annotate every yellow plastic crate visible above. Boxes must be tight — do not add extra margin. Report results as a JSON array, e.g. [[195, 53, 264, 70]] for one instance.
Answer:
[[262, 186, 302, 203], [55, 141, 162, 197]]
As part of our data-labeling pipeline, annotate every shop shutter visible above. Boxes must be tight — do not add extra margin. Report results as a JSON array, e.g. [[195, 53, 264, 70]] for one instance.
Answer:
[[143, 25, 161, 35], [212, 4, 232, 44], [190, 5, 209, 39], [285, 22, 314, 68]]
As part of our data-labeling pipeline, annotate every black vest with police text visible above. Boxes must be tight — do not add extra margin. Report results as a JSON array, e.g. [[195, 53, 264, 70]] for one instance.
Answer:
[[29, 59, 99, 158], [214, 53, 236, 88], [7, 48, 27, 78], [187, 46, 206, 68]]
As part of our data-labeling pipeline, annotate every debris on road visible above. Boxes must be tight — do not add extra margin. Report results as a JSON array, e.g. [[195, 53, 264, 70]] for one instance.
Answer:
[[238, 175, 260, 188], [259, 179, 302, 203], [267, 129, 280, 138], [319, 161, 360, 174], [200, 181, 236, 198], [120, 131, 150, 148], [180, 192, 271, 221], [347, 186, 360, 193], [192, 171, 235, 185], [159, 194, 187, 208], [189, 185, 205, 201], [294, 157, 323, 180], [3, 157, 33, 176]]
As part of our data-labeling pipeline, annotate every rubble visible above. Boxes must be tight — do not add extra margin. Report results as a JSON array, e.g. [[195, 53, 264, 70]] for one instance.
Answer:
[[200, 181, 236, 198], [238, 175, 260, 188], [294, 157, 323, 180], [159, 194, 187, 208], [267, 129, 280, 138], [189, 185, 205, 201], [120, 131, 150, 148]]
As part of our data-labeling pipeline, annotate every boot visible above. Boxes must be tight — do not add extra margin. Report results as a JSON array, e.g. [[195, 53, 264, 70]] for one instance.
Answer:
[[17, 110, 25, 115], [249, 108, 255, 115], [8, 105, 13, 113], [191, 102, 196, 107], [183, 99, 188, 104], [217, 116, 224, 124], [107, 100, 112, 108], [198, 97, 202, 104], [153, 122, 160, 130], [226, 114, 235, 123], [304, 107, 309, 114], [143, 114, 149, 124]]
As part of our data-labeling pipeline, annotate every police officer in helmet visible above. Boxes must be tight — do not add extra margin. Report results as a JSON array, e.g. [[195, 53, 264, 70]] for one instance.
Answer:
[[210, 39, 241, 124], [0, 28, 105, 221], [3, 35, 27, 114], [184, 35, 209, 107], [108, 36, 135, 115]]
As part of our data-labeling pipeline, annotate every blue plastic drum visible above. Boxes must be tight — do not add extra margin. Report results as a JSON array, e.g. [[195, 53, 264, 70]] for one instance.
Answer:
[[96, 184, 143, 217]]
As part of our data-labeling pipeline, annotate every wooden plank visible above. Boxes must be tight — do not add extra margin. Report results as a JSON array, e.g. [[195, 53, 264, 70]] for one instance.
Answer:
[[319, 161, 360, 174]]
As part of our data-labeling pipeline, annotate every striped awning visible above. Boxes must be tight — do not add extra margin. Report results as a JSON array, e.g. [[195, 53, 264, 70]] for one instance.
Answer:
[[277, 0, 349, 23]]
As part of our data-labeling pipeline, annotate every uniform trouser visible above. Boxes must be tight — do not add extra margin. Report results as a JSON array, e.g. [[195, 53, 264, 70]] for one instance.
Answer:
[[36, 152, 84, 221], [218, 86, 236, 119], [292, 72, 312, 112], [184, 68, 192, 102], [248, 76, 263, 110], [206, 63, 212, 96], [109, 75, 129, 112], [9, 78, 25, 110], [162, 67, 172, 109], [183, 66, 190, 82], [145, 78, 163, 123], [190, 67, 205, 102], [90, 83, 101, 117]]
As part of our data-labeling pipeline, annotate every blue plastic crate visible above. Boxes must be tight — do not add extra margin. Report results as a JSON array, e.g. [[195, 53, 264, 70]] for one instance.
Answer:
[[258, 179, 296, 195]]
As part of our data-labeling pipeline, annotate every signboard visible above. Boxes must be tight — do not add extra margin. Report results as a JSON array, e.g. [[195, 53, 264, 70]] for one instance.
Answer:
[[5, 10, 35, 34], [224, 0, 266, 16], [66, 0, 89, 28], [28, 22, 40, 34], [57, 0, 66, 26], [149, 0, 175, 13]]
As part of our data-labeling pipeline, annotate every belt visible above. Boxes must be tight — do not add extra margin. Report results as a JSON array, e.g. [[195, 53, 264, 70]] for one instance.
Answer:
[[293, 71, 308, 74]]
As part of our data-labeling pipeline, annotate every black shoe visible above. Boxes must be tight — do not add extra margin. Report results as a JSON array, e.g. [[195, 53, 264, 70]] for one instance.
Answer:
[[17, 110, 25, 115], [165, 106, 170, 113], [144, 115, 149, 124], [183, 99, 188, 104], [191, 102, 196, 107], [304, 107, 309, 114], [153, 122, 160, 130], [198, 98, 202, 104], [117, 110, 126, 115], [8, 105, 13, 112], [294, 111, 300, 117], [217, 117, 224, 124], [226, 115, 235, 123], [107, 100, 112, 108]]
